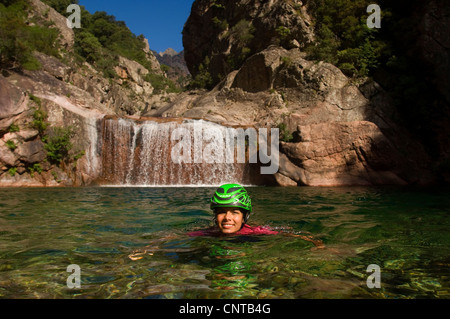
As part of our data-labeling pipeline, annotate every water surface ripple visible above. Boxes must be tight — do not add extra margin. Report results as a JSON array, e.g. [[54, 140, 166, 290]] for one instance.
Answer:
[[0, 186, 448, 299]]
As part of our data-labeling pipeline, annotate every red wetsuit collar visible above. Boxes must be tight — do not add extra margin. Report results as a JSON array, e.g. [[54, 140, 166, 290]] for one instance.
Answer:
[[188, 224, 279, 237]]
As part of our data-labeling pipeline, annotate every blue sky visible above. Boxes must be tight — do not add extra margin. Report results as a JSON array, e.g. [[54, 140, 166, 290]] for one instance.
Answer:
[[78, 0, 195, 54]]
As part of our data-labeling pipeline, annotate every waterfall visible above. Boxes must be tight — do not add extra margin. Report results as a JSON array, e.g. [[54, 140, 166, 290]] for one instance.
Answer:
[[85, 117, 101, 177], [96, 117, 263, 186]]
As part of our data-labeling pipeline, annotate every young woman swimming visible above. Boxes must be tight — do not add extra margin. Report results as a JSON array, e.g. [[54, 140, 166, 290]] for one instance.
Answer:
[[188, 184, 325, 248], [129, 184, 324, 260]]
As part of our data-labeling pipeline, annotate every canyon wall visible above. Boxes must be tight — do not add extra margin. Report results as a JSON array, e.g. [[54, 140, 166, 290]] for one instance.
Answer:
[[1, 0, 448, 187]]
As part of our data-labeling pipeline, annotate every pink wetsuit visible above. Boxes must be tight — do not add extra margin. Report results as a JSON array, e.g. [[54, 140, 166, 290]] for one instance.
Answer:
[[188, 224, 279, 237]]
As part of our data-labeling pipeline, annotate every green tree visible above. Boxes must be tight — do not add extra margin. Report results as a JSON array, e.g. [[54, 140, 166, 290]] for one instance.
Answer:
[[31, 105, 48, 136], [0, 0, 60, 70], [41, 0, 79, 15], [276, 26, 291, 46], [230, 19, 255, 44], [306, 0, 385, 77], [43, 126, 74, 165], [74, 30, 102, 63], [306, 25, 339, 65], [0, 1, 36, 69], [189, 56, 213, 89]]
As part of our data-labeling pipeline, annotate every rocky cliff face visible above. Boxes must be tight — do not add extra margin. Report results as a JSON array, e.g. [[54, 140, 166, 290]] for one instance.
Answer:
[[0, 0, 175, 187], [146, 45, 435, 186], [175, 0, 449, 186], [183, 0, 315, 86], [155, 49, 191, 88], [416, 0, 450, 175], [417, 0, 450, 105], [1, 0, 447, 187]]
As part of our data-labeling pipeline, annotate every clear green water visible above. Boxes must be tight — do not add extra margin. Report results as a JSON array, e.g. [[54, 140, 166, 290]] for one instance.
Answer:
[[0, 186, 448, 299]]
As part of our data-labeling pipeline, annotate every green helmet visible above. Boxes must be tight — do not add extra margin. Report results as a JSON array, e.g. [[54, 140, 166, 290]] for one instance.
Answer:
[[210, 184, 252, 220]]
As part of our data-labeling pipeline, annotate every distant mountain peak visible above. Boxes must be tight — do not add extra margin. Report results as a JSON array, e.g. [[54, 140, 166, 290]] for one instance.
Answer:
[[159, 48, 178, 57]]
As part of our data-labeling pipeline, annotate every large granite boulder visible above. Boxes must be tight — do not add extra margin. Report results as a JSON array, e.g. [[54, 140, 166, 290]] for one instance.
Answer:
[[278, 121, 433, 186], [16, 140, 47, 164], [0, 76, 28, 121]]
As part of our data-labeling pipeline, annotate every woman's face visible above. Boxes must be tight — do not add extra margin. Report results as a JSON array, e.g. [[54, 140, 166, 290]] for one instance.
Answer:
[[215, 207, 244, 234]]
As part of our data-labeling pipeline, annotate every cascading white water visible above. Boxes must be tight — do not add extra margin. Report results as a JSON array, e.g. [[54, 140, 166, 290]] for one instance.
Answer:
[[85, 117, 101, 176], [98, 118, 260, 186]]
